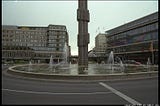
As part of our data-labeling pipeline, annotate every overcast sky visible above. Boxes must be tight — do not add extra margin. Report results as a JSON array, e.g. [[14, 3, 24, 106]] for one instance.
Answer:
[[2, 0, 158, 55]]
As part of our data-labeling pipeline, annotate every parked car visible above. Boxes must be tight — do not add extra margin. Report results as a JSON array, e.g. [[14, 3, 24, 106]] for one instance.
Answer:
[[123, 60, 142, 65]]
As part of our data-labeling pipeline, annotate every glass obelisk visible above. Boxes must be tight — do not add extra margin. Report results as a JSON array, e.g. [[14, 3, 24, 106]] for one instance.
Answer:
[[77, 0, 90, 73]]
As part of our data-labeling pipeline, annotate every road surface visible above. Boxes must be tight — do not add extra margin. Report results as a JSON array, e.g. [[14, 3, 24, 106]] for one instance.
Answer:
[[2, 64, 158, 105]]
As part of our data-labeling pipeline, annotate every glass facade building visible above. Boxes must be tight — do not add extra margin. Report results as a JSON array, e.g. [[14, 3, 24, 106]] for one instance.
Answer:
[[105, 12, 158, 64]]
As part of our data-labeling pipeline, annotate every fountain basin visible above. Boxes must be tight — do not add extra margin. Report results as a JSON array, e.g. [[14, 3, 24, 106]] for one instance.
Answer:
[[7, 64, 158, 81]]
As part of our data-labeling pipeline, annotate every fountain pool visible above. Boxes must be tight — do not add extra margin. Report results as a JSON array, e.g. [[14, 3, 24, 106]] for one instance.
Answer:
[[9, 63, 158, 75], [7, 51, 158, 80]]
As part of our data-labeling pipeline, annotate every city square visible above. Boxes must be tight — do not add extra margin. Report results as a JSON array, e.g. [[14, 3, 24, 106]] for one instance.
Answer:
[[2, 0, 158, 105]]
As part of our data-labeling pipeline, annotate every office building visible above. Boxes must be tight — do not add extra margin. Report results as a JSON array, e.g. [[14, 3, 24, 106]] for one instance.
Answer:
[[105, 12, 158, 64], [2, 24, 70, 63], [94, 33, 107, 57]]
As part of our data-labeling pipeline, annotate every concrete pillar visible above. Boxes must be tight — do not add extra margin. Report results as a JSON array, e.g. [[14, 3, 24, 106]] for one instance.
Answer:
[[77, 0, 90, 73]]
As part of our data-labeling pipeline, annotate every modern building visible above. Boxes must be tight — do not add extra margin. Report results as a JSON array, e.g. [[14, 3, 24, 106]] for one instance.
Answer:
[[94, 33, 107, 57], [2, 24, 70, 63], [105, 12, 158, 64]]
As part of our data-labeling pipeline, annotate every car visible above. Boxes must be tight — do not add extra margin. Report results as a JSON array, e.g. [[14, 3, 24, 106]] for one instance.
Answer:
[[123, 60, 142, 65]]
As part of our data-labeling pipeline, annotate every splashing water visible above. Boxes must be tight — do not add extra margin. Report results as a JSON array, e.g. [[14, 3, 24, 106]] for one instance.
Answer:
[[147, 57, 151, 72], [107, 51, 114, 73], [120, 60, 125, 73], [28, 61, 32, 72], [62, 42, 69, 64], [49, 55, 53, 71]]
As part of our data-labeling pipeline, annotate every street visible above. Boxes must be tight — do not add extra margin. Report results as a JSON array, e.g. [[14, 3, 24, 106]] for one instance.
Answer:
[[2, 65, 158, 105]]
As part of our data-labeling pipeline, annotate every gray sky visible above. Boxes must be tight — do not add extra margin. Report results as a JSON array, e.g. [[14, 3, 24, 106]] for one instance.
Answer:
[[2, 1, 158, 55]]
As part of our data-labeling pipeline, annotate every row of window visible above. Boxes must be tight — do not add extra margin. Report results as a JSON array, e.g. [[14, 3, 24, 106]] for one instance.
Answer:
[[49, 35, 66, 39], [3, 31, 67, 38], [35, 53, 64, 58], [126, 15, 157, 31], [2, 51, 33, 57], [29, 27, 47, 31], [3, 30, 46, 35], [2, 51, 65, 58], [108, 31, 158, 47], [2, 43, 46, 47], [48, 39, 65, 43], [48, 31, 66, 35], [107, 41, 157, 53], [33, 47, 65, 51], [108, 22, 158, 41], [48, 25, 66, 30], [3, 39, 46, 43], [107, 13, 158, 36], [127, 31, 158, 44], [2, 34, 46, 39]]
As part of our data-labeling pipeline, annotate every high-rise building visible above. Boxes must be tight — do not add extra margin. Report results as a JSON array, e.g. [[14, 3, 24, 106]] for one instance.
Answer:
[[2, 24, 70, 63], [95, 33, 107, 57]]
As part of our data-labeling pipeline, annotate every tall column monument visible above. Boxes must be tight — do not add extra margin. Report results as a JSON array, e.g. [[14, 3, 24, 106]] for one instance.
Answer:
[[77, 0, 90, 73]]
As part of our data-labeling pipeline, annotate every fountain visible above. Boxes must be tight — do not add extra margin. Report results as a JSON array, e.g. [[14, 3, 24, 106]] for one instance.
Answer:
[[120, 60, 125, 73], [8, 51, 158, 80], [63, 42, 69, 64], [38, 60, 40, 64], [87, 51, 125, 74], [9, 49, 158, 76], [49, 55, 54, 72], [107, 51, 114, 73], [41, 43, 70, 73], [114, 56, 125, 73], [147, 57, 151, 72], [53, 42, 70, 71], [28, 60, 32, 72], [59, 42, 69, 66]]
